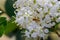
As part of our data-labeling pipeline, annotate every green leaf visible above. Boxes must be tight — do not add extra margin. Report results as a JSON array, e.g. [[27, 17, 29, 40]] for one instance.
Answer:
[[0, 17, 7, 26], [0, 17, 7, 37], [5, 22, 17, 34], [5, 0, 16, 17], [0, 17, 17, 36], [0, 25, 5, 37]]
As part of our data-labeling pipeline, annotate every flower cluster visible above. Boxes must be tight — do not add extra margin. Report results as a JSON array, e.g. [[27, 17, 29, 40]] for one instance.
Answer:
[[14, 0, 60, 39]]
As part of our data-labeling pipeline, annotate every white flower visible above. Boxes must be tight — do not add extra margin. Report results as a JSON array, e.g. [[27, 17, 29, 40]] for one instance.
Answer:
[[25, 31, 30, 38], [56, 17, 60, 22], [51, 22, 56, 26], [44, 15, 51, 23], [39, 33, 46, 38], [44, 29, 49, 33], [43, 7, 48, 13], [16, 16, 24, 25], [31, 32, 38, 38], [14, 0, 60, 39]]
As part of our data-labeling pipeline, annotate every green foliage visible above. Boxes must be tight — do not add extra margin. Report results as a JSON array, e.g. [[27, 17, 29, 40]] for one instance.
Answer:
[[5, 0, 17, 17], [4, 17, 17, 34], [0, 25, 5, 37], [0, 17, 7, 25], [0, 17, 7, 37], [0, 17, 17, 37], [4, 22, 17, 34]]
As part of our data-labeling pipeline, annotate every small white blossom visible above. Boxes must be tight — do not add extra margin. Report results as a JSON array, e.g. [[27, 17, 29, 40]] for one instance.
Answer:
[[56, 17, 60, 22], [25, 31, 30, 38], [31, 32, 38, 38], [44, 29, 49, 33]]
